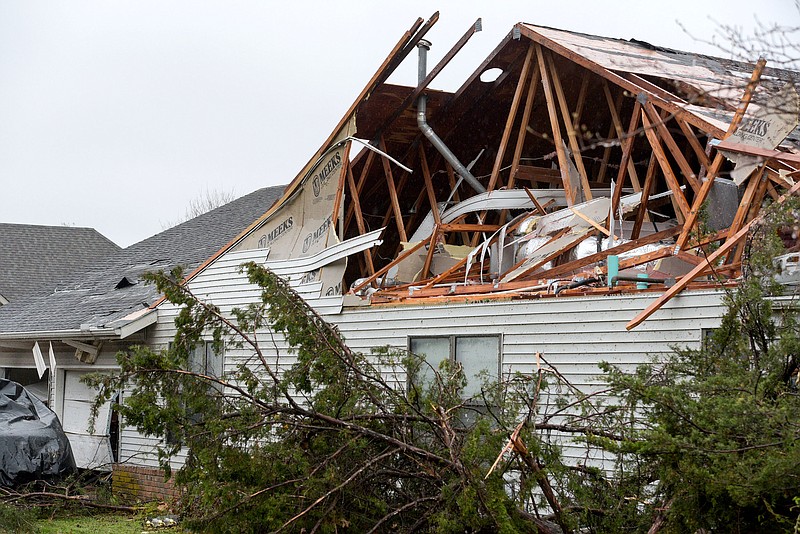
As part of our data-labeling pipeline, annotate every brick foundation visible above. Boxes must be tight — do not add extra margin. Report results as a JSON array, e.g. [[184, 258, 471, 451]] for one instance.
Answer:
[[112, 464, 179, 504]]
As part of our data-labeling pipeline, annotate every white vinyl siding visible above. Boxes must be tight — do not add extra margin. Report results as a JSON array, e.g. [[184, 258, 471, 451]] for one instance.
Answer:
[[118, 244, 733, 470]]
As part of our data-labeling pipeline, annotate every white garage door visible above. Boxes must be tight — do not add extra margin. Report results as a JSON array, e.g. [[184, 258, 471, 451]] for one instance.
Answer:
[[61, 371, 114, 471]]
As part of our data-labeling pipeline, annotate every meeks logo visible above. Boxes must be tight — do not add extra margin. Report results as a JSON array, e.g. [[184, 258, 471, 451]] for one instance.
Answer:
[[257, 216, 293, 248], [302, 217, 332, 254], [312, 152, 342, 198]]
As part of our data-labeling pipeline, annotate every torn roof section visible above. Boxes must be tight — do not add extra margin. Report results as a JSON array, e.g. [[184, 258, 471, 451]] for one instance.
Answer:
[[225, 16, 799, 325]]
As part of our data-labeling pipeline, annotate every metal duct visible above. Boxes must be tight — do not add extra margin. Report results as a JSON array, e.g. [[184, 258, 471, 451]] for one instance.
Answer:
[[416, 40, 486, 194]]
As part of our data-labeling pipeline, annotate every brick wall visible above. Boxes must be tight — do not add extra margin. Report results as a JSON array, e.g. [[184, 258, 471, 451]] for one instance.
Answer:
[[112, 464, 179, 504]]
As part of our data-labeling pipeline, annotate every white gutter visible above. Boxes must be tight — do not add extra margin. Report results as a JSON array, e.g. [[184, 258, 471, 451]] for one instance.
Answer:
[[0, 328, 118, 342], [0, 306, 158, 342]]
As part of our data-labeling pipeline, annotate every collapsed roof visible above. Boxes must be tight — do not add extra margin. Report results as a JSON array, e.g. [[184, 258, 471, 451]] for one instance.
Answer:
[[230, 14, 799, 329]]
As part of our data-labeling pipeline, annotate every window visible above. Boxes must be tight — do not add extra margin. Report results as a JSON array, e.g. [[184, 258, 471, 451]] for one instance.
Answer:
[[409, 335, 501, 400], [166, 341, 223, 446], [188, 341, 223, 380]]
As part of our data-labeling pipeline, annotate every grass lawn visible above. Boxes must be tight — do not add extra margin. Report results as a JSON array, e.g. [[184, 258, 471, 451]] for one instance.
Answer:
[[34, 513, 145, 533], [1, 506, 185, 534]]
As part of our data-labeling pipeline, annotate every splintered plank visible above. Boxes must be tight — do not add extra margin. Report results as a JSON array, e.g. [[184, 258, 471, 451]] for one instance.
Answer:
[[569, 206, 611, 236], [524, 187, 548, 215]]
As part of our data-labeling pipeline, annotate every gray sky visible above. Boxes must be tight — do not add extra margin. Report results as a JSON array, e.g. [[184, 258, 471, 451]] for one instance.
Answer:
[[0, 1, 793, 247]]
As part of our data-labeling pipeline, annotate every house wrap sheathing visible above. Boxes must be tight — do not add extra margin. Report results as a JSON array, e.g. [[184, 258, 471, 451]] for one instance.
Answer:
[[115, 14, 800, 473]]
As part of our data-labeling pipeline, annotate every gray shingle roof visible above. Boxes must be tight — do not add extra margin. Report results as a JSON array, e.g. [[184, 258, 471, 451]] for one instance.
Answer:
[[0, 185, 285, 336], [0, 224, 120, 302]]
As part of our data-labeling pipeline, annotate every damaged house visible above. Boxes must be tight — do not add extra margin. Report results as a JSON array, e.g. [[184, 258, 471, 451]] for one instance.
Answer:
[[107, 15, 800, 493], [4, 14, 800, 498]]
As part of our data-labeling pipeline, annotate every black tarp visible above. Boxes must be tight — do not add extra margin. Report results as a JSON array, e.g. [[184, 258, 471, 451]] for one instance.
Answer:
[[0, 379, 75, 486]]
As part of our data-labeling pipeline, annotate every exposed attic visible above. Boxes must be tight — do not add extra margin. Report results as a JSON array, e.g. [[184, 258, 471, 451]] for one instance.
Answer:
[[232, 14, 800, 329]]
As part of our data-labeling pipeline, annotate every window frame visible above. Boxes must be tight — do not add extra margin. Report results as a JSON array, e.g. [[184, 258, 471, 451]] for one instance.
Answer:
[[407, 334, 502, 400]]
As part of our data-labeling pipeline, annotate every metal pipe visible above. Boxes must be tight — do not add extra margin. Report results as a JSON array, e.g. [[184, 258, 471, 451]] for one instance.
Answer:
[[610, 275, 675, 287], [416, 40, 486, 194], [554, 277, 600, 295]]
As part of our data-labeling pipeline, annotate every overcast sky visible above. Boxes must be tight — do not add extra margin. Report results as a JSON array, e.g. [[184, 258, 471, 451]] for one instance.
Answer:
[[0, 1, 793, 247]]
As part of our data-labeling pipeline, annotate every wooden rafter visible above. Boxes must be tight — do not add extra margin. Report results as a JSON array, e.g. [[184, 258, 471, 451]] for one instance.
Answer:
[[640, 109, 691, 222], [345, 161, 376, 276], [629, 171, 800, 331], [506, 230, 593, 281], [379, 136, 408, 243], [610, 99, 642, 220], [546, 50, 593, 200], [535, 43, 576, 205], [630, 155, 660, 240], [596, 120, 617, 184], [677, 120, 711, 169], [366, 18, 482, 148], [419, 145, 441, 226], [509, 64, 541, 188], [517, 25, 726, 138], [488, 43, 535, 192], [602, 81, 641, 192], [344, 150, 376, 236], [725, 165, 768, 264], [572, 71, 590, 137], [350, 238, 431, 294], [534, 225, 682, 280], [627, 178, 800, 330], [420, 225, 440, 280], [331, 141, 351, 239], [642, 102, 701, 193]]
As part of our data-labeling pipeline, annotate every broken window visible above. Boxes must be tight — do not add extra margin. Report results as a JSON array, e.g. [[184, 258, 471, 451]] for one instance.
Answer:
[[409, 335, 500, 400]]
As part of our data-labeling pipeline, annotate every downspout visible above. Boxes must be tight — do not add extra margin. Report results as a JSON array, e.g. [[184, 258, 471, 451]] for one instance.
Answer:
[[416, 40, 486, 194]]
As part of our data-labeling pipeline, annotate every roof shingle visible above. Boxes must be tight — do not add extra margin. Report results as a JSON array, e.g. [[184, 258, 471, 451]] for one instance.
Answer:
[[0, 185, 284, 335]]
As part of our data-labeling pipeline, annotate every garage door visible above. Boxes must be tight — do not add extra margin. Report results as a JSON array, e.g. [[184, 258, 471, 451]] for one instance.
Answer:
[[61, 371, 114, 471]]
